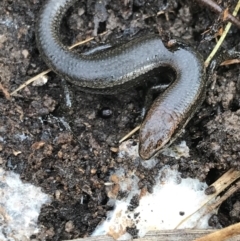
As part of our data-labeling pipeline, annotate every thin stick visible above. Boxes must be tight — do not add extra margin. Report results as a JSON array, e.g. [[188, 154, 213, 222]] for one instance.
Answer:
[[220, 59, 240, 66], [175, 169, 240, 229], [193, 222, 240, 241], [207, 180, 240, 213], [193, 180, 240, 228], [63, 229, 240, 241], [119, 125, 140, 143], [69, 31, 108, 49], [10, 69, 51, 96], [204, 0, 240, 67]]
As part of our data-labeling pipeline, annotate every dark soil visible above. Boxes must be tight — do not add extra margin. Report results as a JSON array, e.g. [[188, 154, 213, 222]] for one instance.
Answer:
[[0, 0, 240, 240]]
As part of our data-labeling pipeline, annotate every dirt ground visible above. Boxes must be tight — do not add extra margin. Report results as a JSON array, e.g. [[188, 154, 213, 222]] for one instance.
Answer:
[[0, 0, 240, 240]]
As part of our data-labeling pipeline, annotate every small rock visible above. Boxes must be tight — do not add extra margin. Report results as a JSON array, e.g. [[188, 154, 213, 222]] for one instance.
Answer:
[[32, 75, 48, 86], [21, 49, 29, 58], [0, 34, 7, 44], [110, 147, 119, 153], [110, 174, 119, 183], [65, 220, 75, 233], [55, 190, 61, 200]]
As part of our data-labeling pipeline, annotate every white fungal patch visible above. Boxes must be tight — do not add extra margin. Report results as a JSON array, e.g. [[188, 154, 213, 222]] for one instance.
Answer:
[[0, 168, 50, 241], [92, 140, 213, 240]]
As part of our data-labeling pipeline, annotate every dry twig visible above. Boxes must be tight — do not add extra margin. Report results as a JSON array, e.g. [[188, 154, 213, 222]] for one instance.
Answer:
[[193, 222, 240, 241]]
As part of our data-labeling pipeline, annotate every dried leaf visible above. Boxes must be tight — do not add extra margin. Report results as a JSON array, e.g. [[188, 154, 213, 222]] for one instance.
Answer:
[[220, 59, 240, 66]]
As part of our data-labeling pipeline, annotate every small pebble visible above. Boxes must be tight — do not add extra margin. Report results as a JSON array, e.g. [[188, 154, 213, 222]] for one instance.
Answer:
[[65, 220, 74, 233], [22, 49, 29, 58], [205, 185, 216, 195], [110, 147, 119, 153], [99, 107, 113, 118]]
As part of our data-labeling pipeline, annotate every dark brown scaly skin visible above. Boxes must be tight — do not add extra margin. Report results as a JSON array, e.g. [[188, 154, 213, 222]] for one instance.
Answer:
[[36, 0, 206, 160]]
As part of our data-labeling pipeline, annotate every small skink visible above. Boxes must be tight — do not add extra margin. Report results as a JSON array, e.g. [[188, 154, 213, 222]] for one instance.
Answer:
[[36, 0, 206, 160]]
